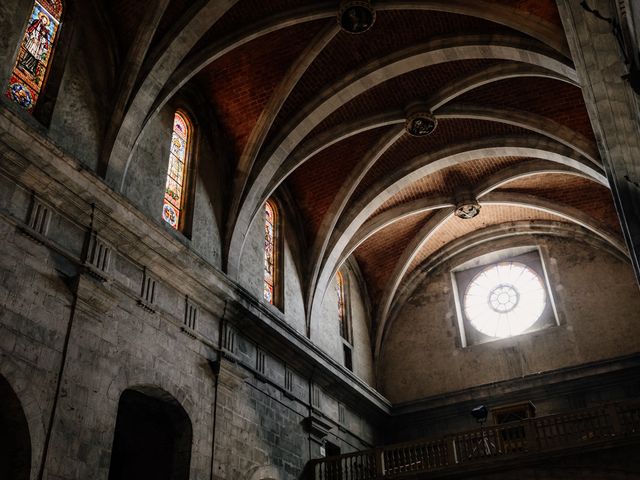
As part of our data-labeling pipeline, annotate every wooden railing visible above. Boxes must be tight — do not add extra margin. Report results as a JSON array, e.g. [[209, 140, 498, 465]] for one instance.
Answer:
[[304, 400, 640, 479]]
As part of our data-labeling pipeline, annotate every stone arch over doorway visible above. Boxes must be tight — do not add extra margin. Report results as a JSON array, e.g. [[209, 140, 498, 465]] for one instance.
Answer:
[[0, 374, 31, 480], [247, 464, 282, 480], [108, 386, 193, 480]]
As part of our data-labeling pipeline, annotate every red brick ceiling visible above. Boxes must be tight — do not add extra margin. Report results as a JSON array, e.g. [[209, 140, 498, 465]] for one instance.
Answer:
[[408, 205, 567, 273], [286, 126, 392, 243], [455, 77, 595, 141], [107, 0, 147, 62], [268, 9, 524, 147], [491, 0, 563, 27], [353, 119, 536, 201], [149, 0, 620, 328], [373, 156, 535, 216], [195, 20, 326, 160], [496, 174, 621, 234], [354, 211, 435, 310], [311, 59, 507, 137]]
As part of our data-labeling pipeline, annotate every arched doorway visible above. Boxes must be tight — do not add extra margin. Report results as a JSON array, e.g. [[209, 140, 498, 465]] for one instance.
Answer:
[[108, 387, 192, 480], [0, 375, 31, 480]]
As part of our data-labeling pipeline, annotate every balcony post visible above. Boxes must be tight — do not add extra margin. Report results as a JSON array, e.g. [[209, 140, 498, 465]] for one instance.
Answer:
[[374, 447, 385, 479], [446, 436, 457, 466], [524, 419, 539, 452], [607, 403, 622, 437]]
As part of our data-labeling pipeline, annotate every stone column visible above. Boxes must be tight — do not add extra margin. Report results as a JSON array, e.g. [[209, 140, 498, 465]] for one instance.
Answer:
[[557, 0, 640, 287], [210, 355, 249, 480]]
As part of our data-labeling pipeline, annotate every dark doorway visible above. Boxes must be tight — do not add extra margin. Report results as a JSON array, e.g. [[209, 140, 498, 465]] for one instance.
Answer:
[[108, 388, 192, 480], [0, 375, 31, 480]]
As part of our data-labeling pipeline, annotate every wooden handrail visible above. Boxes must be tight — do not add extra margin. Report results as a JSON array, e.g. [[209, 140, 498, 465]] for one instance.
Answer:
[[305, 400, 640, 479]]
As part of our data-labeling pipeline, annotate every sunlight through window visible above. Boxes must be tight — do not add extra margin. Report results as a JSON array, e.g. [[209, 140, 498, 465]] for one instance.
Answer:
[[463, 262, 546, 338]]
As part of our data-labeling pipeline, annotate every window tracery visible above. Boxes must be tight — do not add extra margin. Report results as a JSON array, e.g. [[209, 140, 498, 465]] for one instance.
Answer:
[[463, 262, 546, 338], [5, 0, 62, 112]]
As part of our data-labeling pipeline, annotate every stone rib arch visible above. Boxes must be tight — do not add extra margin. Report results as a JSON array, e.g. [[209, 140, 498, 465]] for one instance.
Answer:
[[375, 192, 626, 355], [437, 104, 600, 164], [144, 0, 571, 143], [266, 97, 597, 217], [228, 35, 577, 279], [226, 101, 599, 287], [480, 192, 625, 251], [426, 62, 576, 111], [303, 127, 406, 334], [381, 220, 628, 359], [308, 137, 604, 332], [373, 194, 626, 357], [0, 359, 41, 480], [267, 61, 576, 203], [340, 159, 596, 269], [473, 159, 599, 197], [105, 0, 240, 190], [226, 21, 340, 270], [305, 109, 599, 301]]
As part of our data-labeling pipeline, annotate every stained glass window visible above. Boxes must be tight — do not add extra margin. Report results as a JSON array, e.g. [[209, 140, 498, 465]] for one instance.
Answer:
[[463, 262, 546, 338], [5, 0, 63, 112], [336, 271, 348, 339], [263, 200, 277, 304], [162, 111, 191, 230]]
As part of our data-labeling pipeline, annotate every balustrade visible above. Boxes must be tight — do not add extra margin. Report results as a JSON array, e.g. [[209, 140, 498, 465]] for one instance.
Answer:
[[305, 400, 640, 480]]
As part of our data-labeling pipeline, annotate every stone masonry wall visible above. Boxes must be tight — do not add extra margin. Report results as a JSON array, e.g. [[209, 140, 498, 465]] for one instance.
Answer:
[[379, 234, 640, 405], [0, 119, 381, 479]]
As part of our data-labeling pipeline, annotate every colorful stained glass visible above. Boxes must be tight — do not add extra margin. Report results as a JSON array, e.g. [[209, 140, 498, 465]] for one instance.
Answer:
[[162, 112, 190, 230], [336, 271, 348, 340], [264, 201, 276, 304], [5, 1, 62, 112]]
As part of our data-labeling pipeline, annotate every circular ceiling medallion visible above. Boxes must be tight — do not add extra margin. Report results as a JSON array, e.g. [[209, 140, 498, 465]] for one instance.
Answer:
[[338, 1, 376, 34], [405, 111, 438, 137], [455, 200, 481, 219]]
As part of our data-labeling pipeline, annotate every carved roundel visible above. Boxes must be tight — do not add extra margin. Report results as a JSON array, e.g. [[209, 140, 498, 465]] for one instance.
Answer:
[[338, 1, 376, 34], [455, 200, 481, 219], [405, 110, 438, 137]]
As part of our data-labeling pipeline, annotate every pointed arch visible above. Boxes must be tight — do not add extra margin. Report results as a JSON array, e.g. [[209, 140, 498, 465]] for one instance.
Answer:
[[162, 110, 193, 231], [263, 199, 281, 306], [4, 0, 63, 112], [336, 270, 351, 342], [0, 374, 31, 480]]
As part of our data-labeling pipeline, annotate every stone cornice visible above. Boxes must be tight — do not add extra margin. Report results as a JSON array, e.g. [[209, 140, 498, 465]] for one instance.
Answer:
[[0, 106, 391, 418]]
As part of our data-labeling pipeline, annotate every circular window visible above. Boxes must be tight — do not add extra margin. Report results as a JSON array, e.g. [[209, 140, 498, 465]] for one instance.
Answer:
[[463, 262, 546, 338]]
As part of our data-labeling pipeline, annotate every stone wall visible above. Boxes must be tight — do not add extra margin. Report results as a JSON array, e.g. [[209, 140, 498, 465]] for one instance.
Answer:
[[379, 234, 640, 405], [0, 108, 385, 479]]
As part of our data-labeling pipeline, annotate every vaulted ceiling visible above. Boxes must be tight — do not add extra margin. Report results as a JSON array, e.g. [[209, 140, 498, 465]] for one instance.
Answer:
[[103, 0, 623, 357]]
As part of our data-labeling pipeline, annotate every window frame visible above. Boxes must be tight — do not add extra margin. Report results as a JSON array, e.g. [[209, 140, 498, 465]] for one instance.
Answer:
[[3, 0, 73, 125], [451, 247, 559, 347], [162, 109, 196, 235], [336, 270, 353, 344], [263, 198, 283, 309]]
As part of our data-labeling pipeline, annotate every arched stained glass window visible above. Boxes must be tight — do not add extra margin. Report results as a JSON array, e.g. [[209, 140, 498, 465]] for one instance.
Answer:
[[5, 0, 63, 112], [162, 111, 191, 230], [336, 271, 347, 339], [263, 200, 277, 305]]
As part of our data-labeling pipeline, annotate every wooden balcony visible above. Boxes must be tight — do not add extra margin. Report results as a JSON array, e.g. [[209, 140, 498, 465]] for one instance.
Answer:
[[304, 400, 640, 479]]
